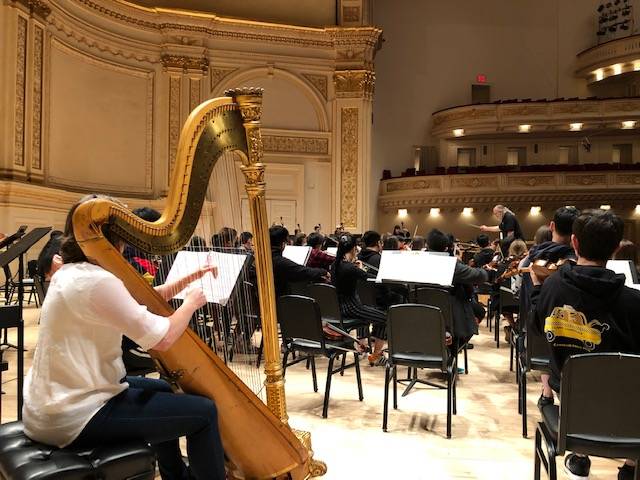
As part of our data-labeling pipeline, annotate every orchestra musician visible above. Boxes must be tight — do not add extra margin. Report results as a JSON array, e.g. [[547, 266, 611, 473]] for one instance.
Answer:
[[23, 195, 226, 480], [270, 225, 330, 298], [357, 230, 383, 270], [331, 233, 387, 366], [469, 234, 495, 268], [306, 232, 335, 270], [480, 204, 524, 255], [529, 209, 640, 480]]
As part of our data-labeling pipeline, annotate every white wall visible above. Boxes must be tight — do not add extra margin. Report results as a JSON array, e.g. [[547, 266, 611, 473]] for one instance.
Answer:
[[370, 0, 603, 225]]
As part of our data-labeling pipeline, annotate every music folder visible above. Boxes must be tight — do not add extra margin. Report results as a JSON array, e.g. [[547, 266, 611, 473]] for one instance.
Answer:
[[282, 245, 312, 266], [606, 259, 639, 287], [165, 250, 248, 306], [376, 250, 457, 287]]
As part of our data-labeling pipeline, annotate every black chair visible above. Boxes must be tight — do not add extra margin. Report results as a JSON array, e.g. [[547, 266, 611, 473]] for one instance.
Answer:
[[497, 284, 518, 349], [278, 295, 363, 419], [0, 422, 156, 479], [415, 287, 468, 374], [382, 304, 457, 438], [517, 313, 551, 438], [355, 279, 377, 308], [2, 264, 36, 306], [534, 353, 640, 480], [306, 283, 371, 343]]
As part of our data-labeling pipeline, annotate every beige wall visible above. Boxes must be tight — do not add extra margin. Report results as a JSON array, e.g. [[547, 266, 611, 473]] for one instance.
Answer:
[[370, 0, 603, 226]]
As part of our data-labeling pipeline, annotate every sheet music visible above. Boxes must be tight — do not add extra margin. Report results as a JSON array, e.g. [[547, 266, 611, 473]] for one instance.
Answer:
[[376, 250, 457, 287], [325, 247, 337, 257], [165, 250, 247, 306], [282, 245, 312, 265], [606, 260, 639, 286]]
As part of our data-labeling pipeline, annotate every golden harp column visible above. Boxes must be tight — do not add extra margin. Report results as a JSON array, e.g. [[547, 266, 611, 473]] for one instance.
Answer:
[[231, 88, 327, 478]]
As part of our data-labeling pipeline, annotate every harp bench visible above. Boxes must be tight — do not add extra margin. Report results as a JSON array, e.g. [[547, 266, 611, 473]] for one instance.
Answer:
[[0, 422, 156, 480]]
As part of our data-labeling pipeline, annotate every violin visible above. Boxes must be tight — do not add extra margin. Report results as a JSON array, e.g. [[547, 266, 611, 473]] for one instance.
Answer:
[[497, 257, 573, 282]]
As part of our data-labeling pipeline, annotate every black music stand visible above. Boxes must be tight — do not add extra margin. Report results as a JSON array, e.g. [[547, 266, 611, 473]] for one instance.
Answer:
[[1, 226, 27, 304], [0, 227, 50, 420]]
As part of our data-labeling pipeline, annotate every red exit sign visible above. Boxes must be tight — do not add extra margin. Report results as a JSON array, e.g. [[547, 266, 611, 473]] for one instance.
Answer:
[[476, 74, 487, 83]]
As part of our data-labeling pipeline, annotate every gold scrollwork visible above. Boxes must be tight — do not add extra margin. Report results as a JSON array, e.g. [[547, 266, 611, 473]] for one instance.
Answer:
[[334, 70, 375, 99]]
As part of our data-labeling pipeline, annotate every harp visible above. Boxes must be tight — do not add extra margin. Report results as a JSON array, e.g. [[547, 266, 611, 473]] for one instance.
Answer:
[[72, 88, 326, 479]]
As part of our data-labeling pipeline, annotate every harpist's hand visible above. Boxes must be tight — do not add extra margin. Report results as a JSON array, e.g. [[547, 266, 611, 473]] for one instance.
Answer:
[[185, 288, 207, 310]]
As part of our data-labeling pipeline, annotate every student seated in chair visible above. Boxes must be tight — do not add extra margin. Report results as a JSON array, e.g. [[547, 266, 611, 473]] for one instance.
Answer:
[[306, 232, 335, 270], [530, 209, 640, 480], [24, 194, 226, 480]]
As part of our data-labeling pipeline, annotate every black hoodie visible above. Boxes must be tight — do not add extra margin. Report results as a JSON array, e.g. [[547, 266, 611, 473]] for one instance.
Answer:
[[357, 248, 381, 270], [530, 262, 640, 388]]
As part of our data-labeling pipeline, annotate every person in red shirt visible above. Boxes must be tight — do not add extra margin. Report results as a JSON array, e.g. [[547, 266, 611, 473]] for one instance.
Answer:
[[306, 232, 335, 270]]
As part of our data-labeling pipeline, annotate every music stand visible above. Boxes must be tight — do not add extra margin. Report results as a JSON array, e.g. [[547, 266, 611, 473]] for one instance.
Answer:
[[0, 226, 51, 419], [1, 226, 27, 302]]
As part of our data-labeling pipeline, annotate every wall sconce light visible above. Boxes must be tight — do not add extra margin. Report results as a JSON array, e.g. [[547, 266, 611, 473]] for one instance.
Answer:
[[613, 63, 623, 75], [595, 69, 604, 81], [453, 128, 465, 137], [635, 205, 640, 215], [634, 61, 640, 72], [462, 207, 474, 217], [600, 204, 611, 210], [398, 209, 408, 218], [622, 120, 636, 129], [530, 206, 542, 216], [430, 208, 441, 217], [518, 124, 532, 133], [569, 123, 583, 131]]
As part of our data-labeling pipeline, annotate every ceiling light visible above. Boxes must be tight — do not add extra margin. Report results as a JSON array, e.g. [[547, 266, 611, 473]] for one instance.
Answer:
[[398, 208, 408, 218], [530, 206, 541, 216], [570, 123, 583, 131], [600, 204, 611, 210], [635, 205, 640, 215], [430, 208, 441, 217], [595, 69, 604, 81], [462, 207, 474, 217], [622, 120, 636, 129], [634, 61, 640, 72], [518, 124, 532, 133], [613, 63, 623, 75], [453, 128, 465, 137]]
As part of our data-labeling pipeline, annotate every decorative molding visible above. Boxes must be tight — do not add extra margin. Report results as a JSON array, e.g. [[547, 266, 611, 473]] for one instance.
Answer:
[[32, 24, 44, 171], [302, 73, 328, 100], [386, 179, 441, 193], [168, 76, 181, 183], [451, 176, 498, 189], [506, 175, 556, 187], [14, 16, 28, 167], [565, 174, 607, 186], [342, 6, 360, 22], [10, 0, 51, 19], [432, 107, 496, 126], [161, 54, 208, 73], [334, 69, 375, 99], [616, 174, 640, 185], [502, 105, 548, 117], [189, 77, 201, 112], [551, 103, 599, 114], [604, 100, 640, 113], [262, 135, 329, 155], [210, 67, 236, 91], [340, 107, 358, 228]]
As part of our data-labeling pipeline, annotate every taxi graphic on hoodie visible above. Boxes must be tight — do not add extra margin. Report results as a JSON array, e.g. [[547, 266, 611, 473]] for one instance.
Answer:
[[544, 304, 610, 351]]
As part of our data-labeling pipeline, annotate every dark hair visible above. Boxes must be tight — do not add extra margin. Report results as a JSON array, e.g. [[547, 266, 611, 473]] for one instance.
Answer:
[[382, 235, 399, 250], [307, 232, 324, 248], [411, 235, 425, 251], [613, 239, 638, 265], [188, 235, 207, 250], [37, 235, 63, 278], [476, 234, 490, 248], [330, 233, 357, 279], [269, 225, 289, 249], [362, 230, 381, 248], [60, 194, 124, 264], [240, 231, 253, 244], [132, 207, 161, 222], [427, 228, 449, 252], [293, 233, 307, 246], [553, 206, 580, 237], [211, 234, 222, 249], [446, 233, 456, 255], [219, 227, 238, 247], [392, 225, 402, 235], [50, 230, 63, 239], [534, 225, 552, 245], [573, 209, 624, 262]]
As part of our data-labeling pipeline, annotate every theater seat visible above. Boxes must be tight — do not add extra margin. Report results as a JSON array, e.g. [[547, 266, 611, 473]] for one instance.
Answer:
[[0, 422, 156, 480]]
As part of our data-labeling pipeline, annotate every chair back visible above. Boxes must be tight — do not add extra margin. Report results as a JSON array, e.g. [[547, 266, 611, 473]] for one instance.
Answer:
[[415, 287, 453, 333], [26, 260, 38, 279], [525, 311, 550, 369], [289, 281, 310, 296], [306, 283, 341, 322], [499, 285, 519, 309], [557, 353, 640, 455], [356, 279, 377, 307], [277, 295, 324, 347], [387, 304, 447, 371]]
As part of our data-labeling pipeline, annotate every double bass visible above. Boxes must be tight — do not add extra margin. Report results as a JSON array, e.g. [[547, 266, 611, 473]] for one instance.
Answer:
[[72, 89, 324, 479]]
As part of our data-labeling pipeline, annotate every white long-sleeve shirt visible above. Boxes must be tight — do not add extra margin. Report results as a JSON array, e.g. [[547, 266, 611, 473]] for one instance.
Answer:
[[23, 262, 169, 447]]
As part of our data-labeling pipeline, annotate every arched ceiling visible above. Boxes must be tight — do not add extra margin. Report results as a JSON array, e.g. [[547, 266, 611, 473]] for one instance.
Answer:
[[128, 0, 337, 27]]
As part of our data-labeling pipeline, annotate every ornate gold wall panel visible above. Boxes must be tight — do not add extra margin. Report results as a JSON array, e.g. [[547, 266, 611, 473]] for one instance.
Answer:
[[262, 135, 329, 155], [340, 107, 358, 228], [14, 15, 28, 167], [32, 24, 44, 171], [168, 76, 181, 183], [302, 73, 328, 100]]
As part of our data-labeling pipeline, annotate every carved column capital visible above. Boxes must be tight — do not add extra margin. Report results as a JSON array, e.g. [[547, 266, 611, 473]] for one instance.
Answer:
[[10, 0, 51, 20], [333, 69, 375, 99], [160, 54, 209, 74]]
